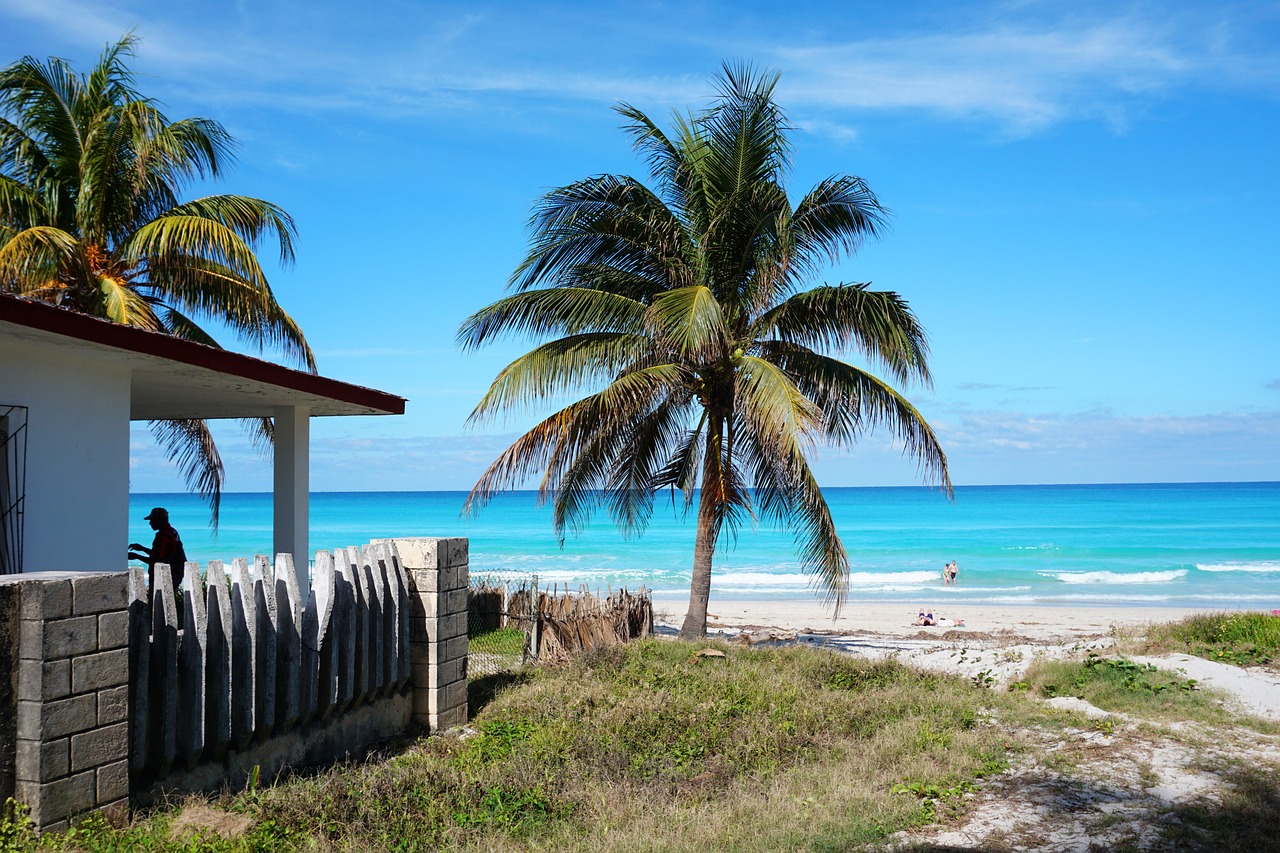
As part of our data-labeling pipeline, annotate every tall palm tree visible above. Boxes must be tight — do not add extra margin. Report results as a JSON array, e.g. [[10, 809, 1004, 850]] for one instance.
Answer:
[[459, 63, 951, 638], [0, 35, 314, 524]]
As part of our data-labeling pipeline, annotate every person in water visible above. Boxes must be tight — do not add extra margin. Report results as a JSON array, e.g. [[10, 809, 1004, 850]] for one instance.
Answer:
[[947, 560, 959, 584]]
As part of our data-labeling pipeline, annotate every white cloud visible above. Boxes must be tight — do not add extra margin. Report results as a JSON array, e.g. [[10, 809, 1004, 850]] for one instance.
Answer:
[[7, 0, 1274, 136]]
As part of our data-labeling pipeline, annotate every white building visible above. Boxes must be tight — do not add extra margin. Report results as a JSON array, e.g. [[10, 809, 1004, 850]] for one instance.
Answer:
[[0, 293, 405, 586]]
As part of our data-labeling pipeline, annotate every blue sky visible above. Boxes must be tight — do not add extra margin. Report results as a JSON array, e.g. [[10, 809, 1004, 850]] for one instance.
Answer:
[[4, 0, 1278, 491]]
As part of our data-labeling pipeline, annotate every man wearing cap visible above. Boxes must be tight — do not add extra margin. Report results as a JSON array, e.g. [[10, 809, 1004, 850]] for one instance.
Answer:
[[129, 507, 187, 591]]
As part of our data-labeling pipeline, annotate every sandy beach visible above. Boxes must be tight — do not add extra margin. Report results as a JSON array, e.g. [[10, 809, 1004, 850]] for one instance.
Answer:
[[650, 597, 1214, 643]]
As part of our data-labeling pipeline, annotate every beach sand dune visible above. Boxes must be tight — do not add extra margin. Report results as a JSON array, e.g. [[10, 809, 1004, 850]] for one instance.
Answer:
[[652, 598, 1203, 644]]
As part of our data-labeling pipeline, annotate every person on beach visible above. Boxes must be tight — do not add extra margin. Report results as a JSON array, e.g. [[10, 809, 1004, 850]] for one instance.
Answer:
[[914, 610, 936, 626], [128, 507, 187, 591]]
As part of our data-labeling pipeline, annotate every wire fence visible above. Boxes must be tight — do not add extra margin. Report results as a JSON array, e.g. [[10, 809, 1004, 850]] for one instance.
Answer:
[[467, 572, 653, 680], [467, 572, 539, 679]]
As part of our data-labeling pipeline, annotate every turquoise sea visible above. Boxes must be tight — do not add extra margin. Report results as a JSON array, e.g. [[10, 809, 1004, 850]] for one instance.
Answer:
[[129, 483, 1280, 610]]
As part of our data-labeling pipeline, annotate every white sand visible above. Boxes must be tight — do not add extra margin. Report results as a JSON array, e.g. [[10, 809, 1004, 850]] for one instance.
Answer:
[[651, 596, 1208, 643]]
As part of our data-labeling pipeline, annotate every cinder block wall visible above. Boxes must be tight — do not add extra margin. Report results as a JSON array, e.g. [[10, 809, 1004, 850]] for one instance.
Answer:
[[1, 538, 469, 832], [3, 572, 130, 833], [378, 537, 469, 731]]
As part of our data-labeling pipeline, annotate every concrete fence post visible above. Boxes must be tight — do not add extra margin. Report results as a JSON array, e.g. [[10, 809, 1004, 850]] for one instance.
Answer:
[[2, 571, 130, 833], [376, 538, 468, 732]]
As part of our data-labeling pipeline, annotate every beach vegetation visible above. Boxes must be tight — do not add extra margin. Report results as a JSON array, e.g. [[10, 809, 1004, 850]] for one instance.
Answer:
[[1019, 654, 1278, 730], [0, 34, 312, 524], [1138, 610, 1280, 669], [15, 641, 1010, 851], [458, 63, 949, 638]]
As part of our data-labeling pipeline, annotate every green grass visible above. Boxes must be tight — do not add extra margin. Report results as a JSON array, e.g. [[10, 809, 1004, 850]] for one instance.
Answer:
[[1019, 651, 1271, 728], [11, 640, 1020, 852], [1137, 611, 1280, 668], [467, 626, 526, 658]]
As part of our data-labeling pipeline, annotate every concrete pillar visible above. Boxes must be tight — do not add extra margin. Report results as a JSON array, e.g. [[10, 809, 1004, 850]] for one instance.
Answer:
[[272, 405, 310, 593], [3, 572, 130, 833], [376, 538, 468, 732]]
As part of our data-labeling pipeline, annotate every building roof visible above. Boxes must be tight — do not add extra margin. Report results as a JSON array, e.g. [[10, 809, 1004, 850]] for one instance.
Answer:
[[0, 294, 406, 419]]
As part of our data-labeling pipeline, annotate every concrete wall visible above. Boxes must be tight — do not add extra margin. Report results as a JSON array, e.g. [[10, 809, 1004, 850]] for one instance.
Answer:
[[0, 336, 131, 574], [0, 537, 469, 833], [0, 571, 130, 833]]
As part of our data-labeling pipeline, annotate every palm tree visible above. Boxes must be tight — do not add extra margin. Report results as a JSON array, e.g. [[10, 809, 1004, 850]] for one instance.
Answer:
[[0, 34, 313, 524], [459, 63, 951, 638]]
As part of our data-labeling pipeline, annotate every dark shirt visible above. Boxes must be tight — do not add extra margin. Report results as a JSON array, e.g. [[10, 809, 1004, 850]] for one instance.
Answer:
[[149, 524, 186, 590]]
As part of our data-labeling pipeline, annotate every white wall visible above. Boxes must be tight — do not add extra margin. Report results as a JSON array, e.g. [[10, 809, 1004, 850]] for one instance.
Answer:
[[0, 336, 131, 572]]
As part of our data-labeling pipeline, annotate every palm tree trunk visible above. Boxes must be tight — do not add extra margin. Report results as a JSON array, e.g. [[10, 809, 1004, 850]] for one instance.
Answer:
[[680, 421, 723, 639], [679, 488, 718, 639]]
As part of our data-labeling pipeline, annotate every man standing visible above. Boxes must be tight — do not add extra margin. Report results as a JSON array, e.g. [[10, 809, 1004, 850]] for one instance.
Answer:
[[128, 507, 187, 591]]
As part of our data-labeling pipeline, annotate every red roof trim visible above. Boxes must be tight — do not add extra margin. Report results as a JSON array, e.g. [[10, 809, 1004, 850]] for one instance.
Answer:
[[0, 294, 405, 415]]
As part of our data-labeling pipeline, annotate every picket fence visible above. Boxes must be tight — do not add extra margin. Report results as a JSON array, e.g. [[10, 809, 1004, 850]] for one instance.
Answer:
[[128, 542, 411, 784]]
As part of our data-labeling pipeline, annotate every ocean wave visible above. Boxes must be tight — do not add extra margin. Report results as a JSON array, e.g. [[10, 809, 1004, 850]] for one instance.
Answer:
[[848, 570, 942, 585], [1040, 569, 1188, 585], [1196, 561, 1280, 574], [711, 572, 810, 587]]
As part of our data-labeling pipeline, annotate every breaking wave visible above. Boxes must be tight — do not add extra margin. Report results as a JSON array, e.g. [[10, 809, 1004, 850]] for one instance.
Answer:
[[1041, 569, 1188, 585]]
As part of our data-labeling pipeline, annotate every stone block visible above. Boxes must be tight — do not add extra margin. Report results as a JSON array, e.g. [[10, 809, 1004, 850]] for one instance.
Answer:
[[17, 658, 70, 701], [425, 658, 466, 688], [18, 619, 44, 660], [441, 564, 468, 592], [426, 682, 468, 718], [441, 587, 468, 617], [15, 737, 69, 782], [19, 580, 72, 621], [70, 723, 129, 772], [23, 770, 96, 828], [444, 679, 468, 709], [71, 574, 129, 616], [436, 705, 468, 731], [71, 648, 129, 693], [96, 760, 129, 804], [18, 694, 96, 740], [409, 657, 430, 679], [383, 539, 446, 573], [411, 687, 432, 718], [408, 569, 442, 596], [444, 538, 468, 567], [444, 636, 469, 662], [97, 685, 129, 725], [97, 610, 130, 650], [409, 618, 431, 644], [40, 615, 100, 659], [440, 613, 467, 642]]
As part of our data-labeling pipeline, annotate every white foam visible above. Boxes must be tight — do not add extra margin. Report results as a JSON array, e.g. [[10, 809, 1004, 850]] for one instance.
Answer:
[[711, 571, 810, 587], [1196, 561, 1280, 574], [848, 570, 941, 586], [1041, 569, 1188, 585]]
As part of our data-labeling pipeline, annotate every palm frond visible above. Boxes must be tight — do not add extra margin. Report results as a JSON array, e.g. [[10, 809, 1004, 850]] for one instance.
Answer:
[[458, 286, 646, 350], [645, 285, 726, 356], [0, 225, 76, 291], [754, 283, 932, 385], [760, 342, 951, 495], [466, 332, 652, 423], [149, 417, 224, 527], [511, 175, 687, 297]]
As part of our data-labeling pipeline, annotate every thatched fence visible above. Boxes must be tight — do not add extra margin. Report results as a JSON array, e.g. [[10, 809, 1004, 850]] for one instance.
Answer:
[[467, 580, 652, 675]]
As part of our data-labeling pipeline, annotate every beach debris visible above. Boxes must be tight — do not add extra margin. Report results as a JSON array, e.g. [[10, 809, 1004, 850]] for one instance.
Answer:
[[695, 648, 727, 658]]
